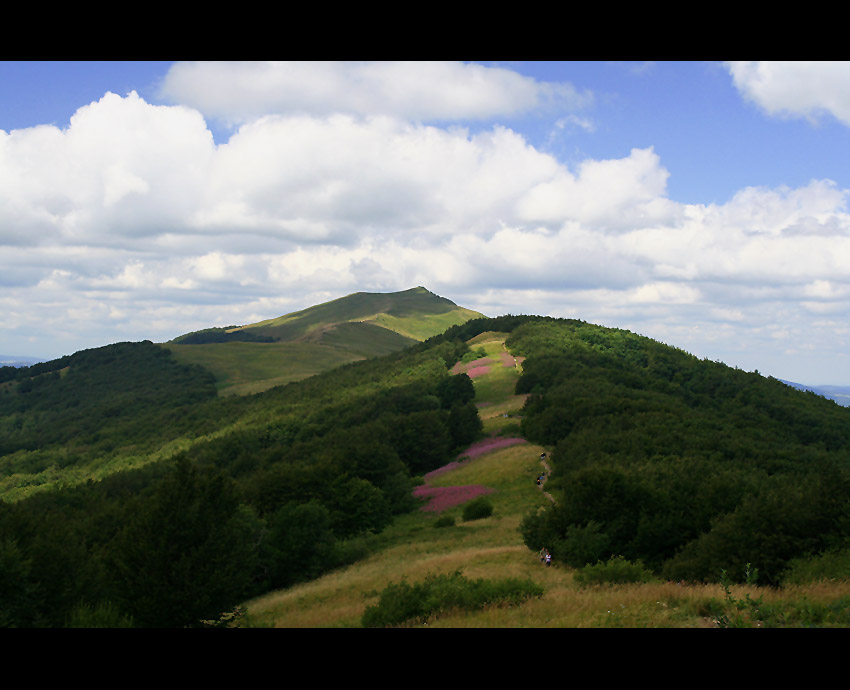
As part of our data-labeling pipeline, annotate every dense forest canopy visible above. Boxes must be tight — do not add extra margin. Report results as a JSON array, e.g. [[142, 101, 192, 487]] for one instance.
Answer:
[[507, 319, 850, 585], [0, 327, 483, 627]]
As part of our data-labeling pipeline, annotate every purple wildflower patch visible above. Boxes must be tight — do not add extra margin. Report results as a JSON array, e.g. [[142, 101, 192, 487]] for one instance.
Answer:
[[413, 484, 495, 512], [423, 459, 470, 481], [459, 436, 527, 459], [466, 365, 491, 378], [450, 357, 495, 375]]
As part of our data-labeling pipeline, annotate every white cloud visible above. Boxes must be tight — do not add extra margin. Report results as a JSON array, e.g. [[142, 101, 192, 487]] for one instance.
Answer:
[[516, 147, 678, 231], [726, 61, 850, 126], [158, 61, 592, 127], [0, 91, 214, 247], [5, 72, 850, 384]]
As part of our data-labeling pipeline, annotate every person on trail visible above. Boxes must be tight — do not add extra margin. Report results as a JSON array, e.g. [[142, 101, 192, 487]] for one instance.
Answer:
[[540, 452, 546, 460], [539, 547, 548, 563], [545, 553, 552, 567], [536, 477, 541, 486]]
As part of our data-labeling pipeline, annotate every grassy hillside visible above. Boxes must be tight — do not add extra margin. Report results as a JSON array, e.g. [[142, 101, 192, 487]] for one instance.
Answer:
[[237, 328, 850, 628], [163, 340, 364, 397], [166, 287, 483, 395]]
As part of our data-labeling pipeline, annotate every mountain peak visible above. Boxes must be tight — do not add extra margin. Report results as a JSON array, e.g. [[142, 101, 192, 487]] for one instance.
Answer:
[[165, 287, 484, 394]]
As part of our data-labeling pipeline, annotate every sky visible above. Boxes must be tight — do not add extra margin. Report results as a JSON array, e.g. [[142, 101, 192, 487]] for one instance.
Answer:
[[3, 60, 850, 385]]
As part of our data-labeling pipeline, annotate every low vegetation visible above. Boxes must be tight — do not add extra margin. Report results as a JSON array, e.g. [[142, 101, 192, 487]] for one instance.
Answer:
[[361, 570, 543, 627]]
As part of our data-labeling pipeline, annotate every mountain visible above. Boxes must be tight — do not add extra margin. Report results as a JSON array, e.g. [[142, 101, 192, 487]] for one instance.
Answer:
[[163, 287, 485, 395], [4, 310, 850, 627], [780, 380, 850, 407], [0, 355, 46, 368]]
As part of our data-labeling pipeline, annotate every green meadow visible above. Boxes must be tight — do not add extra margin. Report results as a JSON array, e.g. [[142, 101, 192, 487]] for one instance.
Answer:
[[164, 340, 359, 396], [164, 287, 485, 396]]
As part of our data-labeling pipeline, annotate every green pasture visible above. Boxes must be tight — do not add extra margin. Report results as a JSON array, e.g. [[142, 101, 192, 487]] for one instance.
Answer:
[[163, 341, 359, 396]]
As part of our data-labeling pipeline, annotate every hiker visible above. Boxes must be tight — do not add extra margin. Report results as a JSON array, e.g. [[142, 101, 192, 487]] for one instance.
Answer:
[[545, 553, 552, 567], [539, 547, 548, 563], [540, 452, 546, 460], [536, 477, 541, 486]]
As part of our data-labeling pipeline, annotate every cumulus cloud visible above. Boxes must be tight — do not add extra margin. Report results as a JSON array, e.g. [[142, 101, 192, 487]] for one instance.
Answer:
[[158, 61, 592, 127], [190, 114, 562, 242], [516, 147, 678, 231], [0, 91, 214, 248], [726, 61, 850, 126], [4, 66, 850, 384]]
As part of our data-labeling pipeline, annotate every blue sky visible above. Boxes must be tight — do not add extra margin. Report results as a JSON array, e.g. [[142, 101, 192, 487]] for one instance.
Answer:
[[2, 61, 850, 385]]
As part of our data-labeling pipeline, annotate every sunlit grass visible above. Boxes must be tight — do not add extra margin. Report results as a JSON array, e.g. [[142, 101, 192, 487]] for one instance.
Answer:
[[164, 341, 359, 396]]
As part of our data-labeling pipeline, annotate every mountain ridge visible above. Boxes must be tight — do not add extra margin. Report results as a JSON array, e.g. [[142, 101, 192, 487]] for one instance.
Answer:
[[5, 310, 850, 626], [780, 379, 850, 407], [164, 286, 485, 395]]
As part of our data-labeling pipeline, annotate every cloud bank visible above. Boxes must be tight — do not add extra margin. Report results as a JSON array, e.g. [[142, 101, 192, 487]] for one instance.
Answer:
[[3, 61, 850, 384]]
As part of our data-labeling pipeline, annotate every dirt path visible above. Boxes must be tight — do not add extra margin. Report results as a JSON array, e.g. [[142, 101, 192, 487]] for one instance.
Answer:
[[537, 454, 555, 504]]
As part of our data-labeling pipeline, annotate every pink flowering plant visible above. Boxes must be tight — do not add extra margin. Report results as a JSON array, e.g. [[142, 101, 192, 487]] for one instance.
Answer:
[[450, 357, 495, 376], [413, 484, 494, 513], [423, 437, 526, 481], [459, 436, 527, 459], [465, 365, 491, 379]]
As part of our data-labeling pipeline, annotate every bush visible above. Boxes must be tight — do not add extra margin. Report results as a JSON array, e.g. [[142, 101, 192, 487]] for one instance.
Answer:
[[361, 570, 543, 627], [782, 547, 850, 585], [434, 515, 456, 528], [554, 521, 611, 568], [574, 555, 657, 587], [66, 601, 134, 628], [462, 496, 494, 521]]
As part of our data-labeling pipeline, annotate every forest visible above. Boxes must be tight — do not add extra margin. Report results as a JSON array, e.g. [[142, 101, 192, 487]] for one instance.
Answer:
[[2, 313, 850, 626], [0, 331, 483, 627], [508, 318, 850, 586]]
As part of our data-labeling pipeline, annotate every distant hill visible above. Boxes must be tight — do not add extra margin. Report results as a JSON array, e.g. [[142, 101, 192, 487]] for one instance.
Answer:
[[0, 355, 46, 368], [164, 287, 485, 395], [780, 380, 850, 407]]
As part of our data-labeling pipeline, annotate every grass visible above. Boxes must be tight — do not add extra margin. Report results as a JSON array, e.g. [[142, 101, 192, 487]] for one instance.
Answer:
[[235, 332, 850, 628], [367, 308, 484, 341], [163, 288, 485, 396], [163, 341, 360, 396]]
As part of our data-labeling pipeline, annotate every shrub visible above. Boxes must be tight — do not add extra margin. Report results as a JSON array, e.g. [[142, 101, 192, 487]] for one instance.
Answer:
[[434, 514, 456, 528], [574, 555, 657, 587], [462, 496, 494, 521], [66, 601, 134, 628], [782, 547, 850, 585], [361, 570, 543, 627], [554, 521, 611, 568], [460, 348, 488, 364]]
